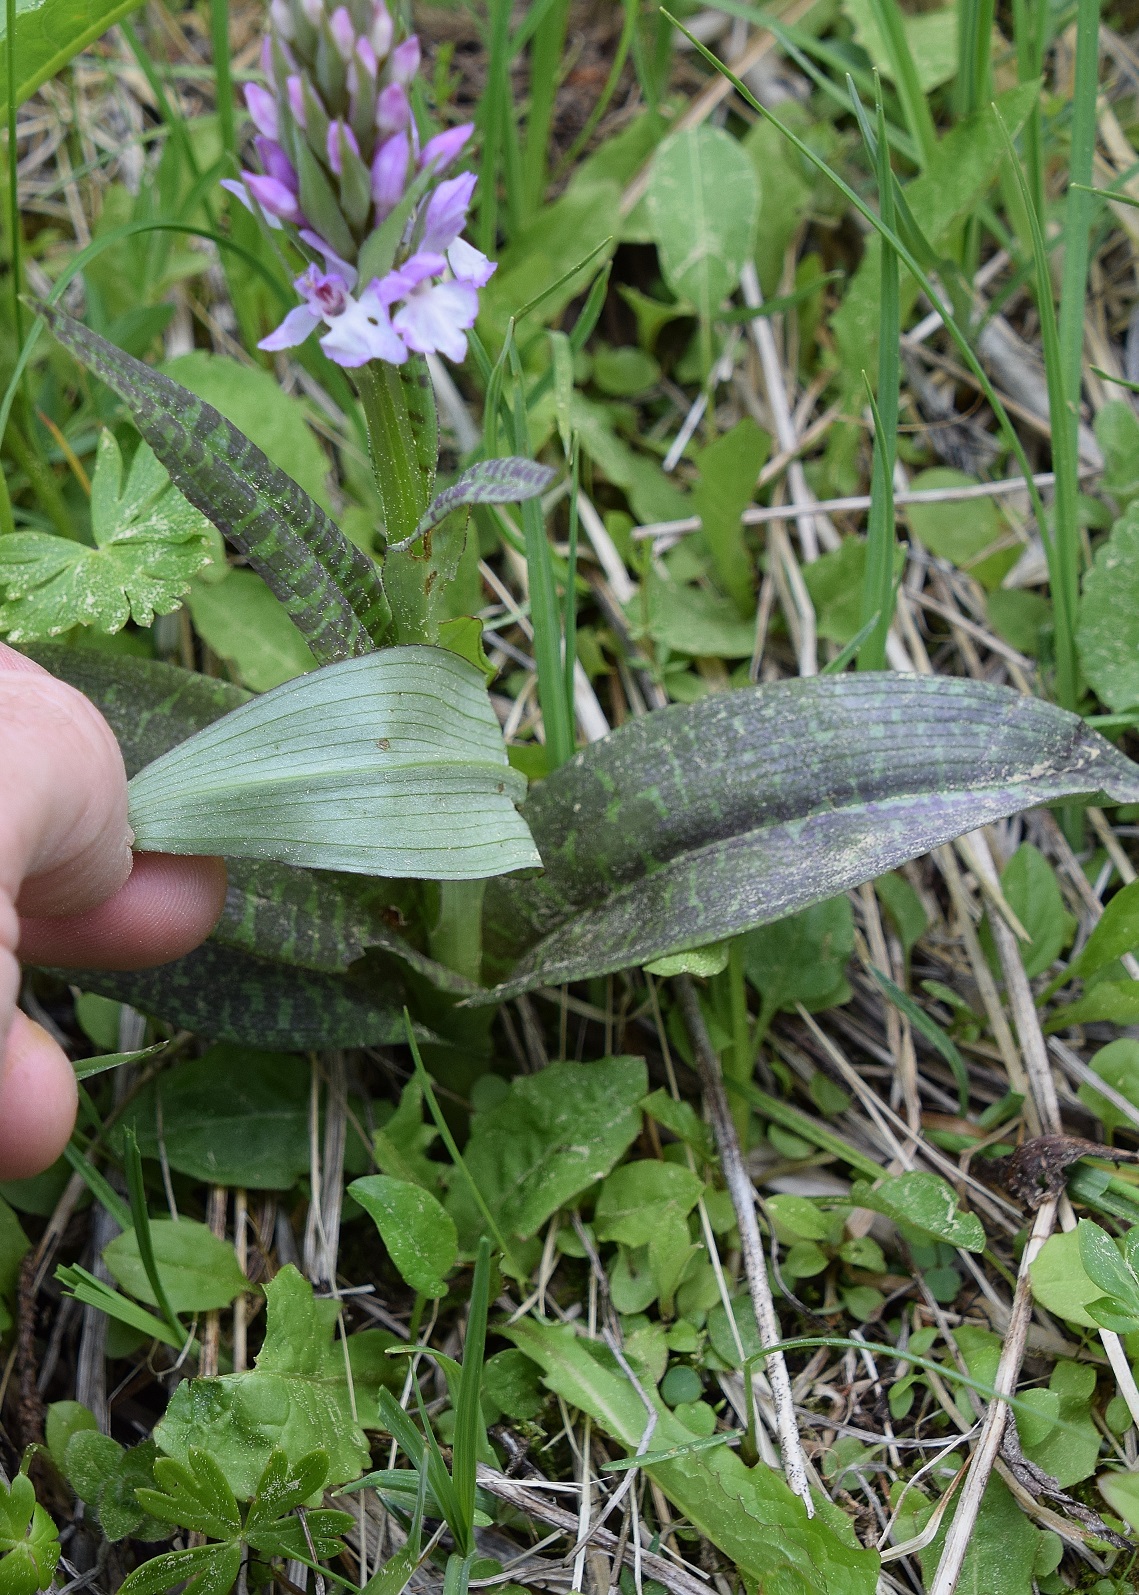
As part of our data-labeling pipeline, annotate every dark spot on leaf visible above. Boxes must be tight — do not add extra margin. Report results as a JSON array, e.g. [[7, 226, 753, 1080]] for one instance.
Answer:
[[376, 738, 391, 750]]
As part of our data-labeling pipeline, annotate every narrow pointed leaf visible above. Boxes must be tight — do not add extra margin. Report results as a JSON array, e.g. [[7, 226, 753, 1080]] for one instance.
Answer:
[[127, 648, 539, 880], [482, 675, 1139, 998], [409, 459, 557, 544], [37, 303, 389, 662]]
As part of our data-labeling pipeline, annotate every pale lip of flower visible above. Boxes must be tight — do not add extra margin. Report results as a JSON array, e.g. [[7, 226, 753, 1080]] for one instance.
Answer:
[[256, 169, 497, 368]]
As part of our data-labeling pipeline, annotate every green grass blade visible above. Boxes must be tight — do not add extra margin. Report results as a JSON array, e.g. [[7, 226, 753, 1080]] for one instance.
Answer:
[[664, 16, 1051, 563], [451, 1237, 491, 1558], [865, 0, 938, 167], [510, 349, 574, 768], [520, 0, 569, 224], [564, 437, 579, 731], [555, 0, 637, 176], [211, 0, 235, 165], [122, 1128, 186, 1344], [869, 965, 969, 1112], [477, 0, 512, 251], [859, 87, 899, 672], [995, 110, 1079, 710]]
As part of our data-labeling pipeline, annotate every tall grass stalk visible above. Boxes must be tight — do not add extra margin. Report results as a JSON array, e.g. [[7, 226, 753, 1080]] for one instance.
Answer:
[[865, 0, 936, 168], [211, 0, 236, 163], [519, 0, 569, 226], [476, 0, 514, 252], [859, 89, 899, 672]]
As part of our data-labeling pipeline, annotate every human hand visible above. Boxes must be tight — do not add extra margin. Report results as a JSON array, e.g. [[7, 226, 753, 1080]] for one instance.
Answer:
[[0, 643, 227, 1179]]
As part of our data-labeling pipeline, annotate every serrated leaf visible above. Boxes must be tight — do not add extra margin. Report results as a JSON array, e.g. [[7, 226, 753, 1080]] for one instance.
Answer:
[[38, 302, 388, 662], [155, 1266, 391, 1498], [0, 432, 219, 641], [481, 675, 1139, 998], [118, 1542, 242, 1595], [349, 1176, 457, 1298], [850, 1171, 986, 1252], [413, 459, 557, 542], [126, 647, 538, 880], [505, 1319, 877, 1595]]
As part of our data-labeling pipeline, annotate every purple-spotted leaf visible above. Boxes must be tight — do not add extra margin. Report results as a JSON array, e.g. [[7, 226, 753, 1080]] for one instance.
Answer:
[[481, 675, 1139, 999], [37, 302, 389, 664], [402, 458, 557, 547]]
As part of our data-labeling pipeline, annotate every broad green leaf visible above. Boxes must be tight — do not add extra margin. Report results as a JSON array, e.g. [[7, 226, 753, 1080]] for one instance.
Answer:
[[0, 432, 219, 641], [482, 675, 1139, 998], [1022, 1361, 1100, 1487], [63, 1432, 168, 1543], [1078, 1039, 1139, 1133], [689, 420, 768, 614], [1046, 976, 1139, 1031], [802, 537, 904, 646], [45, 1401, 97, 1471], [980, 843, 1075, 979], [915, 1477, 1042, 1595], [39, 303, 389, 663], [186, 569, 316, 693], [64, 940, 406, 1050], [0, 1475, 60, 1594], [640, 1090, 716, 1162], [445, 1057, 647, 1246], [849, 1171, 985, 1251], [626, 567, 756, 658], [483, 1350, 546, 1421], [103, 1220, 248, 1314], [162, 352, 333, 511], [594, 1161, 704, 1247], [1095, 401, 1139, 508], [1099, 1468, 1139, 1532], [155, 1266, 394, 1498], [416, 459, 556, 539], [645, 127, 760, 326], [841, 0, 957, 89], [349, 1176, 457, 1298], [505, 1319, 877, 1595], [1028, 1229, 1101, 1328], [905, 468, 1012, 589], [126, 648, 538, 879], [742, 896, 854, 1034], [1079, 1219, 1139, 1331], [0, 0, 144, 121], [1070, 879, 1139, 983], [117, 1047, 316, 1188], [571, 393, 690, 526], [1078, 502, 1139, 710]]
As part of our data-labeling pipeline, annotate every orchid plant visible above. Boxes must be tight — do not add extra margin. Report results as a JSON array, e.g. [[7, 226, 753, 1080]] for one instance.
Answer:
[[224, 0, 541, 646]]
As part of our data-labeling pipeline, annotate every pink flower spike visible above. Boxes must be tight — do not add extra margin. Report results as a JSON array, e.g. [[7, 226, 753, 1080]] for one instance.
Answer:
[[448, 237, 496, 288], [255, 137, 298, 192], [393, 278, 478, 363], [286, 75, 306, 126], [375, 81, 409, 136], [299, 230, 359, 288], [244, 83, 279, 140], [390, 35, 421, 84], [420, 171, 476, 253], [245, 172, 303, 222], [329, 5, 355, 59], [371, 131, 409, 219], [419, 123, 473, 174], [320, 281, 408, 366], [370, 1, 393, 58], [259, 302, 322, 351], [326, 119, 360, 176]]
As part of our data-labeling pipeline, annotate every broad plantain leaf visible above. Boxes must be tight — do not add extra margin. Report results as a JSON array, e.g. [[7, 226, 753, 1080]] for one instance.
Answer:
[[0, 432, 220, 641], [505, 1319, 877, 1595], [38, 302, 388, 663], [645, 127, 759, 329], [126, 648, 539, 880], [482, 675, 1139, 998], [349, 1175, 457, 1297], [411, 459, 557, 543], [1077, 501, 1139, 711]]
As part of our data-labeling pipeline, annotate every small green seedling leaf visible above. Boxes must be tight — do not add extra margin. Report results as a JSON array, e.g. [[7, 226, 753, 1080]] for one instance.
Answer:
[[1078, 1039, 1139, 1132], [1079, 1218, 1139, 1332], [849, 1171, 985, 1252], [348, 1175, 457, 1298], [1079, 502, 1139, 711], [103, 1220, 249, 1314], [126, 647, 539, 880], [1067, 879, 1139, 984], [392, 459, 557, 551], [0, 431, 219, 641], [0, 1475, 60, 1595]]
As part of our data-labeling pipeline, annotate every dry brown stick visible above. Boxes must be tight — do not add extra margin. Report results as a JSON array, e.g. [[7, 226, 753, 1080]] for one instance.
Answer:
[[674, 975, 814, 1516]]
